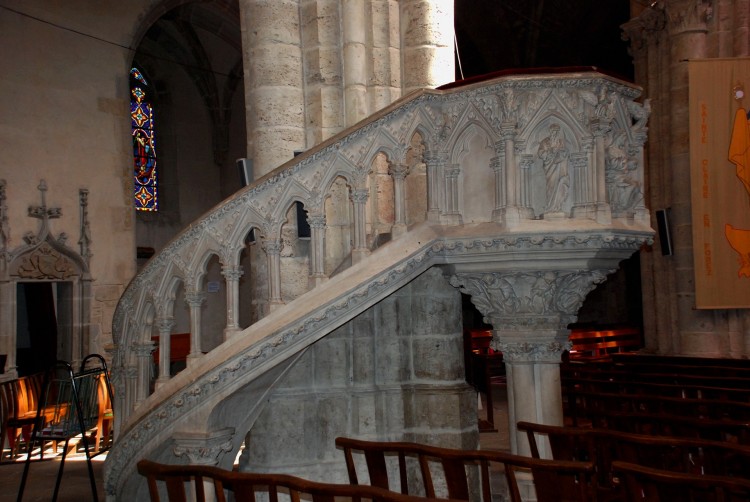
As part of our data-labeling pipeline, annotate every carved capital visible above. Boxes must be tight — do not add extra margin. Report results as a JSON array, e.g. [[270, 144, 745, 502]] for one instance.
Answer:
[[388, 163, 409, 180], [350, 189, 369, 204], [450, 270, 609, 329], [173, 428, 235, 466], [500, 120, 517, 140], [221, 265, 244, 281], [132, 341, 156, 358], [185, 291, 206, 307], [496, 340, 569, 363], [621, 6, 667, 53], [445, 165, 461, 179], [156, 317, 175, 333], [307, 214, 326, 229], [666, 0, 711, 35], [261, 238, 282, 255]]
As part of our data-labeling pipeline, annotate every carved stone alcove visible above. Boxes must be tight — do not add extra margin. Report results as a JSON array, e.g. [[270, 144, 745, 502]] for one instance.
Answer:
[[0, 180, 92, 378]]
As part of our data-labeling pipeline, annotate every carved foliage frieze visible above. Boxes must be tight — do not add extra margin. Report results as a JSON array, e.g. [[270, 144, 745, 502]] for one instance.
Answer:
[[14, 242, 77, 279]]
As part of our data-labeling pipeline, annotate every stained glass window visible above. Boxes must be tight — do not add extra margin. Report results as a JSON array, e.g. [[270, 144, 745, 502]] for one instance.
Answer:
[[130, 67, 158, 211]]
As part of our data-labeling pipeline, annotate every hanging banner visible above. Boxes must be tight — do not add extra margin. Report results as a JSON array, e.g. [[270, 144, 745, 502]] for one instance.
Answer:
[[689, 58, 750, 308]]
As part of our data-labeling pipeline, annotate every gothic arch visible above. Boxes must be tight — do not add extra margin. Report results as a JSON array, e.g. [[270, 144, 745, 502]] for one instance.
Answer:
[[0, 181, 93, 376]]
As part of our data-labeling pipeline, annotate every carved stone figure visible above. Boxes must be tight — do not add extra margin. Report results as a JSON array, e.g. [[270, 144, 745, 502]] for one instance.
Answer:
[[537, 123, 570, 213], [606, 133, 643, 213]]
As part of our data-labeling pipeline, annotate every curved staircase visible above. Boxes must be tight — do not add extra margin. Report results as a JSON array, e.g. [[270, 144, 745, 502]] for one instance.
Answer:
[[105, 69, 653, 500]]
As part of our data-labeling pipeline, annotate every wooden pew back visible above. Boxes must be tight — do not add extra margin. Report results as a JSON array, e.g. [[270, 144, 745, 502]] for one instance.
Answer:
[[137, 459, 460, 502], [336, 436, 596, 502]]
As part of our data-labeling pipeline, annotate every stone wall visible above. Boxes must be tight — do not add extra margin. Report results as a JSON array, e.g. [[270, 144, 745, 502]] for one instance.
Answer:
[[238, 267, 477, 483], [625, 0, 750, 357]]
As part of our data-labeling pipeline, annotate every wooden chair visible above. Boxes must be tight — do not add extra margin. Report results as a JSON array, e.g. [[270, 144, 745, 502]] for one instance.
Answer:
[[612, 460, 750, 501], [17, 356, 110, 502], [81, 354, 114, 454], [335, 436, 596, 502], [2, 372, 45, 460], [137, 459, 461, 502]]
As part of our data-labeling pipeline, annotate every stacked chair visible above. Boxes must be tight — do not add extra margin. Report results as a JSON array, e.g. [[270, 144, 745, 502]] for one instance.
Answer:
[[16, 354, 114, 502]]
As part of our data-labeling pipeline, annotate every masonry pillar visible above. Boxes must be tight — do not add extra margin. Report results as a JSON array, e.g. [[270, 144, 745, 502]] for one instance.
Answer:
[[389, 162, 409, 238], [493, 120, 528, 226], [664, 1, 712, 353], [342, 0, 368, 125], [350, 188, 370, 263], [222, 264, 243, 338], [308, 213, 327, 287], [443, 164, 462, 224], [185, 291, 206, 365], [241, 0, 305, 176], [262, 238, 284, 309], [155, 317, 174, 389], [424, 147, 444, 222], [450, 268, 608, 457], [133, 340, 155, 408], [400, 0, 455, 92]]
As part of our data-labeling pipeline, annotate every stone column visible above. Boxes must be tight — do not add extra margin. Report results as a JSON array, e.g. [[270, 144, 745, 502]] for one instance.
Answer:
[[262, 238, 284, 309], [622, 5, 672, 353], [300, 0, 343, 145], [369, 0, 401, 110], [400, 0, 455, 92], [389, 162, 409, 237], [350, 188, 370, 263], [185, 291, 206, 365], [450, 269, 608, 457], [424, 148, 444, 222], [665, 0, 711, 352], [342, 0, 368, 125], [442, 165, 462, 224], [241, 0, 305, 175], [222, 265, 243, 338], [155, 317, 175, 389], [133, 340, 155, 408], [590, 115, 613, 225], [308, 213, 327, 287], [493, 120, 526, 226]]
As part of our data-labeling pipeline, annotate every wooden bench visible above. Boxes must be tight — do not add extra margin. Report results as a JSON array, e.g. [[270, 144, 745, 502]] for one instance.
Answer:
[[137, 459, 461, 502], [335, 436, 596, 502], [560, 355, 750, 427], [518, 421, 750, 499], [612, 460, 750, 501], [567, 327, 642, 360]]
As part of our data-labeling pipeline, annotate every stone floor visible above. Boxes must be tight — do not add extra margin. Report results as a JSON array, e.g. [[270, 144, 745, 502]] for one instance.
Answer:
[[477, 377, 511, 452], [0, 381, 510, 502], [0, 451, 107, 502]]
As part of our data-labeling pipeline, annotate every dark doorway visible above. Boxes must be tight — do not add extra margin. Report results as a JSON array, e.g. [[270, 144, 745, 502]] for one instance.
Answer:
[[16, 282, 59, 376]]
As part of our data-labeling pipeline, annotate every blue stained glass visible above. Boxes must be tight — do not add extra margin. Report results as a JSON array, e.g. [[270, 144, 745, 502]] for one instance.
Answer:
[[130, 68, 157, 211]]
